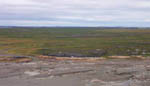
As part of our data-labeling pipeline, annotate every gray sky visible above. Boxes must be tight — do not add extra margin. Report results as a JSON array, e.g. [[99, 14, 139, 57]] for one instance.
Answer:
[[0, 0, 150, 27]]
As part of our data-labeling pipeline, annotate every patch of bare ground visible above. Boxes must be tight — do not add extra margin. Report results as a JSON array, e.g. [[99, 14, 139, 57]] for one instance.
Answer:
[[38, 55, 106, 62], [38, 55, 148, 62], [0, 55, 150, 86], [108, 55, 148, 59], [0, 56, 32, 63]]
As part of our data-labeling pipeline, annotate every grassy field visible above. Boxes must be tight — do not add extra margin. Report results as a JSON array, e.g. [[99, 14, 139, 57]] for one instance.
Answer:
[[0, 27, 150, 57]]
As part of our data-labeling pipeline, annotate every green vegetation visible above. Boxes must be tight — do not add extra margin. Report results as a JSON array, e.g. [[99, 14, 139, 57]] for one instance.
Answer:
[[0, 27, 150, 56]]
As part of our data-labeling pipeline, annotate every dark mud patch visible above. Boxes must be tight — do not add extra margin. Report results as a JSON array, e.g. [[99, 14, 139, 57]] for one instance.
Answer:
[[37, 49, 107, 57]]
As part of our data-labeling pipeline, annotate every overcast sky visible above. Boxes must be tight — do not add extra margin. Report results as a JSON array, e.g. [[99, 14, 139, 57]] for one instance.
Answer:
[[0, 0, 150, 27]]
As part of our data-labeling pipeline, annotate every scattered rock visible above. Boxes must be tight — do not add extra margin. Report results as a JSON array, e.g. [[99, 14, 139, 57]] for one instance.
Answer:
[[88, 49, 107, 57], [90, 78, 104, 83], [46, 52, 86, 57], [43, 49, 107, 57], [115, 68, 137, 75], [24, 71, 40, 76], [134, 71, 150, 80], [1, 58, 150, 86], [108, 56, 131, 59], [15, 58, 32, 63], [12, 56, 27, 59]]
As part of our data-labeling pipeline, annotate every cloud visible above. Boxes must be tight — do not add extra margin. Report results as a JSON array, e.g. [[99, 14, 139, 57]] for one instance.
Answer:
[[0, 0, 150, 27]]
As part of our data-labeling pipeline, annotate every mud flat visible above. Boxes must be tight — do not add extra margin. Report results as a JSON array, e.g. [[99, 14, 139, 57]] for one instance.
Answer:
[[0, 57, 150, 86]]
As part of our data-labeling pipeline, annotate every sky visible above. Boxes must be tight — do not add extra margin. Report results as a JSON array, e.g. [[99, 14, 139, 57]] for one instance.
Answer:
[[0, 0, 150, 27]]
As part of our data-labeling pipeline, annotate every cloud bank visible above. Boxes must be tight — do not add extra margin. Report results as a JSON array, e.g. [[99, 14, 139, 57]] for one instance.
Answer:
[[0, 0, 150, 27]]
